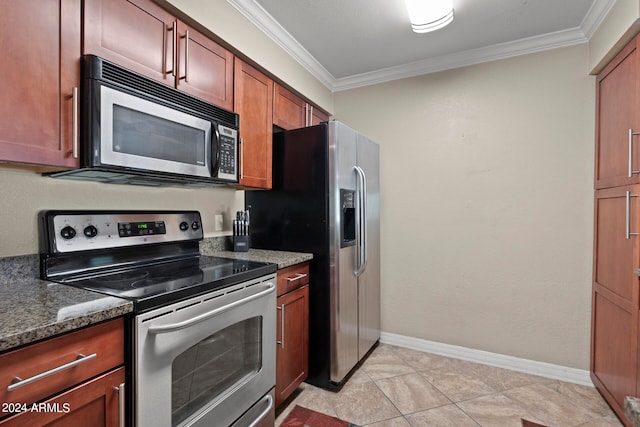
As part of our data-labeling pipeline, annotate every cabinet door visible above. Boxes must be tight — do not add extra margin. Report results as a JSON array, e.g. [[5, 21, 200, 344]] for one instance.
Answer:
[[234, 59, 273, 189], [0, 368, 124, 427], [592, 186, 640, 419], [273, 84, 307, 130], [84, 0, 175, 85], [0, 0, 80, 168], [595, 34, 640, 189], [276, 285, 309, 407], [310, 106, 330, 126], [175, 22, 234, 110]]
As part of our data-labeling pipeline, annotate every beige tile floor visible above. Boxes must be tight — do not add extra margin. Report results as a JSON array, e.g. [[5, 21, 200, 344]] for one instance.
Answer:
[[275, 344, 624, 427]]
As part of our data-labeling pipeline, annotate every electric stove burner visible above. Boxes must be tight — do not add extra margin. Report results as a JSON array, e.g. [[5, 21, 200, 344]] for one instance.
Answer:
[[131, 277, 167, 288], [57, 256, 276, 312], [99, 270, 150, 286]]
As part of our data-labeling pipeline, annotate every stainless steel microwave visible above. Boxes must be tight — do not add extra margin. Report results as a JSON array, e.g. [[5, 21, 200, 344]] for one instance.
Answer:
[[49, 55, 239, 187]]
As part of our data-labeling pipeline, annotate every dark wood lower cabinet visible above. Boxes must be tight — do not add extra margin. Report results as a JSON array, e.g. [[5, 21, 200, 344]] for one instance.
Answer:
[[276, 284, 309, 407], [275, 263, 309, 407], [592, 186, 640, 426], [0, 368, 124, 427]]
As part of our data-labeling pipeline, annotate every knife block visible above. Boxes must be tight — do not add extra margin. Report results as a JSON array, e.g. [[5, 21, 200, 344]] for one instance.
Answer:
[[233, 235, 249, 252]]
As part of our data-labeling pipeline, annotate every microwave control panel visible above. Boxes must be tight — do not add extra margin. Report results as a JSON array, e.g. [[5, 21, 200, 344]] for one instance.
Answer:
[[216, 125, 238, 181]]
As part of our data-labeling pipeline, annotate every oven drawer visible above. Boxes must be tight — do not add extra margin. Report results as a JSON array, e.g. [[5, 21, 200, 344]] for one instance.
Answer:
[[277, 262, 310, 296], [0, 318, 124, 408]]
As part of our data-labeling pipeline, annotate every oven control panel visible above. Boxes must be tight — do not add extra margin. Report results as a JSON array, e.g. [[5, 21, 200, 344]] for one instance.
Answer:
[[42, 211, 203, 254]]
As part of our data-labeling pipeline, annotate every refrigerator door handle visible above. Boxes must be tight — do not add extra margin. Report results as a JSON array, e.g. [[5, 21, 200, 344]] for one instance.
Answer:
[[354, 166, 368, 277]]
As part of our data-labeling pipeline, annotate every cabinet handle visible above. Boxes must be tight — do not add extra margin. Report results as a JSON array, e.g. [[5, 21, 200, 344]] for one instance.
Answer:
[[629, 129, 640, 177], [304, 104, 309, 127], [276, 303, 285, 348], [7, 353, 97, 392], [180, 30, 189, 82], [239, 138, 244, 180], [165, 21, 177, 77], [286, 273, 307, 282], [72, 87, 79, 159], [627, 190, 639, 239], [113, 382, 125, 427]]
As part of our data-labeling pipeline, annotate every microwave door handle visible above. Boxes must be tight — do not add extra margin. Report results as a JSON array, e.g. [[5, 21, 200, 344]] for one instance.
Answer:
[[212, 125, 220, 176]]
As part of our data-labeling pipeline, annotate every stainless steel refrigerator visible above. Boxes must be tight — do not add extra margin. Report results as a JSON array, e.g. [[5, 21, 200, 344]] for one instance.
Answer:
[[246, 121, 380, 390]]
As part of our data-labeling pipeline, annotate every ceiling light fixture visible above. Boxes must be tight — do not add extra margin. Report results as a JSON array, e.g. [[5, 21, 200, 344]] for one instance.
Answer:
[[405, 0, 454, 33]]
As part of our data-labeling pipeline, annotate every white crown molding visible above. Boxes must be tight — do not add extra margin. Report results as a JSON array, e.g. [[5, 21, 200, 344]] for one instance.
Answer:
[[227, 0, 616, 92], [380, 331, 593, 386], [581, 0, 617, 40], [226, 0, 335, 89], [333, 27, 589, 91]]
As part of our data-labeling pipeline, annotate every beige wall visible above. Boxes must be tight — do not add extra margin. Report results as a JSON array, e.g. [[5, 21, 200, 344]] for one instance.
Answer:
[[589, 0, 640, 73], [333, 44, 595, 369], [0, 167, 243, 257]]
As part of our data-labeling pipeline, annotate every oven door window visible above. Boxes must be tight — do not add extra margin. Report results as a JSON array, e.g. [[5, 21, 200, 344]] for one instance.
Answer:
[[171, 316, 262, 426], [100, 85, 212, 178]]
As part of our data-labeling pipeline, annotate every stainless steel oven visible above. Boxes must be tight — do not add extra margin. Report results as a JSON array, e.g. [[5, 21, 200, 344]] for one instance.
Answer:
[[39, 210, 278, 427], [136, 274, 275, 427]]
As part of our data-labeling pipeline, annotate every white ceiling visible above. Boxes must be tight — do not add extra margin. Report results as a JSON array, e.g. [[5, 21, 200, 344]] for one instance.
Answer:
[[227, 0, 615, 91]]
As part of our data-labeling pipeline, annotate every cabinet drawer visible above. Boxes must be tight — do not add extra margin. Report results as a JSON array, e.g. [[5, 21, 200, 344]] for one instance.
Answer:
[[277, 263, 309, 296], [0, 367, 125, 427], [0, 318, 124, 409]]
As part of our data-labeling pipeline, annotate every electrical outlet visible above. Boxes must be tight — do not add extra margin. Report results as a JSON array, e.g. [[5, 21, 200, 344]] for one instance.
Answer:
[[214, 214, 224, 232]]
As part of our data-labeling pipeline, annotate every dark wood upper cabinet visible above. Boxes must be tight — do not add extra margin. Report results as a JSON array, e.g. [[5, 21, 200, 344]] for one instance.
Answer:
[[0, 0, 81, 168], [595, 34, 640, 189], [176, 24, 234, 110], [273, 83, 329, 130], [234, 58, 273, 189], [84, 0, 233, 110]]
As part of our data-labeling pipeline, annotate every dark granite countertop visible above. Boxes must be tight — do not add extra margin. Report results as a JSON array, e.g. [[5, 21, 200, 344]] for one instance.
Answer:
[[0, 239, 310, 353], [0, 255, 133, 352], [200, 238, 313, 269]]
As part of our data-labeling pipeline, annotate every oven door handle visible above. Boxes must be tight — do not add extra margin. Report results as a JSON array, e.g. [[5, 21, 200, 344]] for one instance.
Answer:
[[147, 282, 275, 334]]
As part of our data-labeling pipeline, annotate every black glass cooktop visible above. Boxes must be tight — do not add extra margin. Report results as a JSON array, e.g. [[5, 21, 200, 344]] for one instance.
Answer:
[[58, 256, 276, 313]]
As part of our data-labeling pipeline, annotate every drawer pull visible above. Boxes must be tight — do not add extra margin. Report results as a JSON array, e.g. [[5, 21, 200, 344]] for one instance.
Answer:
[[286, 273, 307, 282], [7, 353, 97, 392]]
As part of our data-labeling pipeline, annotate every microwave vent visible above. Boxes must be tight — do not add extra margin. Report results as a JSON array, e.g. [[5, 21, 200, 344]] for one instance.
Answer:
[[95, 57, 238, 128]]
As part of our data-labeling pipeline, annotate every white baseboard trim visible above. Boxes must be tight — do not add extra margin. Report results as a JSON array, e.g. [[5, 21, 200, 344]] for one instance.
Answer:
[[380, 331, 593, 387]]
